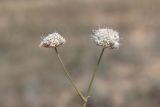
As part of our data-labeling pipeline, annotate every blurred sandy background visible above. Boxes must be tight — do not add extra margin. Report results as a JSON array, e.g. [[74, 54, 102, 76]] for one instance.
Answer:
[[0, 0, 160, 107]]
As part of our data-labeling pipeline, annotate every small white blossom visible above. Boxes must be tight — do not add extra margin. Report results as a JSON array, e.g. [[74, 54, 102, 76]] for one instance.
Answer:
[[91, 28, 119, 49], [39, 32, 66, 48]]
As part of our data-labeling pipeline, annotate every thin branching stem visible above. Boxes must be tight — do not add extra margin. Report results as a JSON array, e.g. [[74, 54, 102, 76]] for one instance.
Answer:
[[54, 47, 86, 102], [83, 48, 105, 107]]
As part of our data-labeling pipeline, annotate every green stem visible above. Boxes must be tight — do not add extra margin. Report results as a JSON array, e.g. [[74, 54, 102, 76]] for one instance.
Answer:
[[54, 47, 86, 102], [83, 103, 87, 107], [84, 48, 105, 107]]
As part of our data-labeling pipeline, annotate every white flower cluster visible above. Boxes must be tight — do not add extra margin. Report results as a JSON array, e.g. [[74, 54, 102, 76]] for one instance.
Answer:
[[91, 28, 119, 49], [39, 32, 66, 48]]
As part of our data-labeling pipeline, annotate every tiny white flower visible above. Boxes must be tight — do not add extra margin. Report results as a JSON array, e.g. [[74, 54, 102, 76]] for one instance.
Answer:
[[91, 28, 119, 49], [39, 32, 66, 48]]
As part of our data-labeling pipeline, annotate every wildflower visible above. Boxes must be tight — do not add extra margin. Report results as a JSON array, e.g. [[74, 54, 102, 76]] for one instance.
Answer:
[[39, 32, 66, 48], [91, 28, 119, 49]]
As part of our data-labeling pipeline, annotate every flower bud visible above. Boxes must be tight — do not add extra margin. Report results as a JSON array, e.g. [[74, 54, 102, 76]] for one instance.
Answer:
[[91, 28, 119, 49], [39, 32, 66, 48]]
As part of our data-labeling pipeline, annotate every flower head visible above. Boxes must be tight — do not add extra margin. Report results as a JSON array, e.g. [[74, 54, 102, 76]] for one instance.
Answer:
[[39, 32, 66, 48], [91, 28, 119, 49]]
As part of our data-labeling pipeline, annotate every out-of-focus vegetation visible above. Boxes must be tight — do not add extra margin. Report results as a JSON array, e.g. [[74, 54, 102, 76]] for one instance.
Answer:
[[0, 0, 160, 107]]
